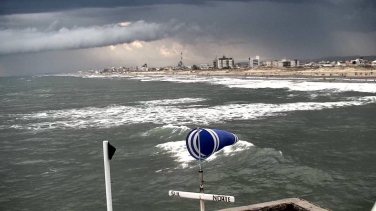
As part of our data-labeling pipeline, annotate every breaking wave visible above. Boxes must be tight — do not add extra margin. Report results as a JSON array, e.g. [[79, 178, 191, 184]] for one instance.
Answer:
[[141, 125, 191, 139], [6, 96, 376, 131], [49, 74, 376, 93], [138, 98, 206, 106], [130, 75, 376, 93], [215, 78, 376, 93]]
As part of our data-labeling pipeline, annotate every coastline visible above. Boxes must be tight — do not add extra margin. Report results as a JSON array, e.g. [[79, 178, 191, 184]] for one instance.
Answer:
[[95, 67, 376, 80]]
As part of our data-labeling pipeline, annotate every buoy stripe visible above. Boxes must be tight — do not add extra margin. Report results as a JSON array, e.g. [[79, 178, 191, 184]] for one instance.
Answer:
[[193, 131, 207, 158], [187, 129, 209, 159], [192, 132, 201, 158], [212, 130, 220, 151], [206, 129, 215, 151], [205, 129, 219, 156], [234, 134, 239, 143], [187, 130, 200, 159], [210, 129, 220, 151]]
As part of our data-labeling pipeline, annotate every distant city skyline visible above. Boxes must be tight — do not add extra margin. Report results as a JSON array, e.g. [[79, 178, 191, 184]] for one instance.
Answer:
[[1, 0, 376, 77]]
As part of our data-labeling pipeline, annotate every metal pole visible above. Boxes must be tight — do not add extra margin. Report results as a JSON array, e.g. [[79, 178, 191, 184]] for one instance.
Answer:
[[199, 170, 205, 211], [197, 128, 205, 211], [103, 141, 113, 211]]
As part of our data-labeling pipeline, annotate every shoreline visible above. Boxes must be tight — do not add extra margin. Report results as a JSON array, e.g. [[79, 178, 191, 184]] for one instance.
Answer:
[[93, 67, 376, 81]]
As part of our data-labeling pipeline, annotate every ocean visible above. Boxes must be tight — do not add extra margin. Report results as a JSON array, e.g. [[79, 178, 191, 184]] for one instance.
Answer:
[[0, 74, 375, 210]]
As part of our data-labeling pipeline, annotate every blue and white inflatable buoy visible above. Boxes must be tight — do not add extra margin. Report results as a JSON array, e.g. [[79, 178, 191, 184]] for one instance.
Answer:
[[186, 128, 239, 160]]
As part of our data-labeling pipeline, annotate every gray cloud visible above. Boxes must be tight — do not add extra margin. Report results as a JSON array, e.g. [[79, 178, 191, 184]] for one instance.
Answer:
[[0, 21, 181, 55], [0, 1, 375, 77], [0, 0, 306, 15], [2, 0, 375, 15]]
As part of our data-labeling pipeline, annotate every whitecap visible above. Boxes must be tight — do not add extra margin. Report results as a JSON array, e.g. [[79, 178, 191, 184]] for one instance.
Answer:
[[209, 78, 376, 93], [141, 124, 191, 138], [8, 96, 376, 131], [138, 98, 206, 106], [129, 75, 376, 93]]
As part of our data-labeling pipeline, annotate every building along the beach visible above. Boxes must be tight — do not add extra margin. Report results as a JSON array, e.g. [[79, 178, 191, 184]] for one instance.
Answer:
[[265, 59, 300, 68], [336, 61, 347, 67], [249, 56, 260, 68], [351, 58, 365, 66], [372, 60, 376, 67], [290, 59, 300, 67], [278, 59, 292, 68], [140, 63, 148, 71], [266, 60, 278, 68], [214, 56, 235, 69], [200, 64, 210, 70], [278, 59, 300, 68]]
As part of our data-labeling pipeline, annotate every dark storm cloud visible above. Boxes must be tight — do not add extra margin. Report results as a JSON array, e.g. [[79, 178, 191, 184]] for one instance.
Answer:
[[2, 0, 375, 15], [0, 0, 201, 15], [0, 0, 375, 77], [2, 0, 375, 32], [0, 21, 186, 55], [1, 0, 374, 58]]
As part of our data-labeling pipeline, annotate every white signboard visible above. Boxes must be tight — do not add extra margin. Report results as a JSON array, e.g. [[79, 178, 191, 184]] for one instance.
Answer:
[[169, 190, 235, 203]]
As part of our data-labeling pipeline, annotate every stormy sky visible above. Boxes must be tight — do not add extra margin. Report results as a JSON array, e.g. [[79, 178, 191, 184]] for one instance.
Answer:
[[0, 0, 375, 76]]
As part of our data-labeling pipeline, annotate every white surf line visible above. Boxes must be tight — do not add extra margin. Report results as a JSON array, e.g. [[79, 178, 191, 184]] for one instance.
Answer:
[[127, 75, 376, 93], [9, 96, 376, 131]]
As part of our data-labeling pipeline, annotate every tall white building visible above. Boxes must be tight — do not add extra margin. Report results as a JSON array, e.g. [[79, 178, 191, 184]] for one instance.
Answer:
[[249, 55, 260, 68], [290, 60, 300, 67], [213, 56, 235, 69], [278, 59, 290, 68], [275, 59, 300, 68], [266, 60, 279, 67]]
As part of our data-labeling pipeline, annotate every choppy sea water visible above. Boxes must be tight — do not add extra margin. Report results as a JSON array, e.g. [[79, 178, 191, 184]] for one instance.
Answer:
[[0, 74, 375, 211]]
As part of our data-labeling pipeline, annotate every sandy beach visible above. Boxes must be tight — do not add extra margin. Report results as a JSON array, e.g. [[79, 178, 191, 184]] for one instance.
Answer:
[[121, 67, 376, 80]]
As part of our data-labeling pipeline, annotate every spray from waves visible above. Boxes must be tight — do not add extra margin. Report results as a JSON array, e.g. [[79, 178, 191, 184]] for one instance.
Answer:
[[126, 75, 376, 93], [138, 98, 206, 106], [131, 75, 210, 84], [47, 74, 376, 93], [141, 124, 191, 138], [216, 78, 376, 93], [156, 140, 254, 169], [81, 74, 133, 79], [6, 96, 376, 131], [40, 73, 134, 79]]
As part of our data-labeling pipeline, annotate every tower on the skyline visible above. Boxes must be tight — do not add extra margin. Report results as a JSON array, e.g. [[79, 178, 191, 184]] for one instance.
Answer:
[[178, 51, 183, 67]]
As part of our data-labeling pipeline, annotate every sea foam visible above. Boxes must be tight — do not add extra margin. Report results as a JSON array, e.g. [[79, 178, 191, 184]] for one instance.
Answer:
[[8, 96, 376, 131], [130, 75, 376, 93], [141, 125, 191, 138], [50, 74, 376, 93], [218, 79, 376, 93], [138, 98, 206, 106]]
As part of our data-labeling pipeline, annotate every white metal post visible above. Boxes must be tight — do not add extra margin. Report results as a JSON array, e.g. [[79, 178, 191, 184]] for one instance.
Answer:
[[103, 141, 113, 211], [199, 170, 205, 211]]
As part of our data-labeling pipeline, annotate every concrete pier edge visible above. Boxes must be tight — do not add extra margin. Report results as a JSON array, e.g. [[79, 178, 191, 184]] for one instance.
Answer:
[[217, 198, 331, 211]]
